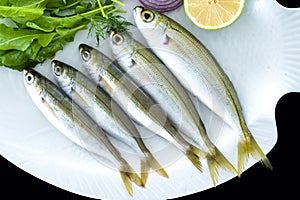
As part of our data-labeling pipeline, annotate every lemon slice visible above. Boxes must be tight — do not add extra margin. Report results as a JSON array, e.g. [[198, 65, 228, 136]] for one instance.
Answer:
[[184, 0, 245, 30]]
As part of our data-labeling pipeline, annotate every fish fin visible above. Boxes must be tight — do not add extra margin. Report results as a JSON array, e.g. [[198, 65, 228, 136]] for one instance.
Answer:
[[140, 159, 150, 186], [186, 145, 205, 172], [146, 153, 169, 178], [207, 147, 238, 186], [120, 171, 133, 196], [134, 137, 168, 179], [238, 134, 272, 175], [122, 164, 144, 188]]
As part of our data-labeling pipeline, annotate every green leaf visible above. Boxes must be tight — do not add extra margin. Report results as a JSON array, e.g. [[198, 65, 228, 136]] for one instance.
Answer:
[[0, 23, 87, 71], [0, 6, 44, 21], [35, 32, 77, 63], [0, 0, 9, 6], [25, 16, 61, 32], [0, 0, 129, 71], [55, 23, 88, 36], [0, 41, 42, 71], [25, 15, 86, 32], [0, 24, 57, 51], [9, 0, 49, 8], [75, 5, 88, 13], [89, 15, 133, 43], [45, 0, 66, 9]]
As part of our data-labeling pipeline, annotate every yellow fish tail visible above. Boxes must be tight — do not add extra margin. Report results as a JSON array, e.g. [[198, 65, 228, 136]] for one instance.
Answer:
[[186, 144, 206, 172], [120, 164, 144, 196], [207, 147, 238, 186], [146, 153, 169, 179], [238, 133, 272, 175], [140, 159, 150, 187]]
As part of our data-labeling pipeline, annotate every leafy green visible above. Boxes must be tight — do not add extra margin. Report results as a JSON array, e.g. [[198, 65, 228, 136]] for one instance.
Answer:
[[0, 24, 56, 51], [0, 6, 44, 20], [0, 24, 86, 70], [0, 41, 42, 71], [89, 15, 133, 44], [0, 0, 131, 71], [25, 15, 87, 32], [35, 25, 86, 63], [45, 0, 68, 9], [0, 0, 9, 6], [8, 0, 49, 8]]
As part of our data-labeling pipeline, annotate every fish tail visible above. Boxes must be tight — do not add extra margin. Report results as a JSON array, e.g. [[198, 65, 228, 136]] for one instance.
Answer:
[[167, 124, 204, 172], [186, 144, 206, 172], [135, 138, 168, 182], [238, 133, 272, 175], [145, 153, 169, 178], [140, 159, 150, 186], [120, 171, 134, 196], [207, 147, 238, 186], [120, 163, 144, 195]]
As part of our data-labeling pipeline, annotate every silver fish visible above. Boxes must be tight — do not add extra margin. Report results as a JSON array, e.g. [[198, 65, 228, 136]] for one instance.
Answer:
[[109, 30, 237, 185], [133, 6, 272, 174], [51, 60, 168, 183], [79, 44, 204, 176], [23, 68, 142, 195]]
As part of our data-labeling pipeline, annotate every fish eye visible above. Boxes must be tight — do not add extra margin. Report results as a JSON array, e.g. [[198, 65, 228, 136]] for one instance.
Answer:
[[81, 50, 90, 61], [141, 10, 154, 23], [112, 34, 124, 45], [53, 65, 63, 76], [25, 72, 35, 85]]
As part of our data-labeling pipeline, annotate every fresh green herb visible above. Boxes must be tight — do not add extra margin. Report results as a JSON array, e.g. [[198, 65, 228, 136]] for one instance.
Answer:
[[89, 15, 133, 44], [0, 24, 57, 51], [0, 0, 132, 71]]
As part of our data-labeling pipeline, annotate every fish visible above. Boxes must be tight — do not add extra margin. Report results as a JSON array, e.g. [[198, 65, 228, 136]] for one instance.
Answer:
[[51, 60, 168, 184], [23, 68, 142, 195], [79, 44, 204, 176], [108, 30, 237, 185], [132, 6, 272, 174]]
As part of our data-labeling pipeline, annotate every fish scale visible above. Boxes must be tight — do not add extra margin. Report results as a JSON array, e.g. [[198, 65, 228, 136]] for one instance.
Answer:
[[109, 30, 238, 185], [133, 6, 272, 174], [23, 68, 143, 196], [51, 60, 169, 184], [80, 44, 182, 147], [80, 44, 205, 175]]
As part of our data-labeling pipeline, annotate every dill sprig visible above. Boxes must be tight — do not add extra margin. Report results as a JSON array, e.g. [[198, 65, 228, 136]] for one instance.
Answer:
[[0, 0, 132, 70], [88, 0, 132, 44], [89, 15, 133, 44]]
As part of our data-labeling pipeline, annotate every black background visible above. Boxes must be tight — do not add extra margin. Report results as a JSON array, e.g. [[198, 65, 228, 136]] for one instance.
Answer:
[[1, 1, 299, 199]]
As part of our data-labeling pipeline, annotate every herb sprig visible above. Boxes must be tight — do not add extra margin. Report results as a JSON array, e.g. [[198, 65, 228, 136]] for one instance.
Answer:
[[0, 0, 132, 71]]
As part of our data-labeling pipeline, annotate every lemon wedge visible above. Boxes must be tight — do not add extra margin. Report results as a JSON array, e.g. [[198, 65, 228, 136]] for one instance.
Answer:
[[184, 0, 245, 30]]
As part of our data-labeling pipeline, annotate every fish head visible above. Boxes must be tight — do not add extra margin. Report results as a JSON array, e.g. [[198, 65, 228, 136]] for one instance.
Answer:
[[133, 6, 169, 45], [79, 44, 97, 68], [79, 44, 107, 82], [109, 30, 135, 70], [51, 60, 75, 91], [109, 30, 129, 56], [23, 68, 44, 99]]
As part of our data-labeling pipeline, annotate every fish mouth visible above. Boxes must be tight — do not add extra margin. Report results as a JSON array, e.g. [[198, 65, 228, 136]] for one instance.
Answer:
[[23, 68, 35, 76], [51, 60, 60, 66], [109, 29, 116, 41], [79, 43, 93, 60], [51, 60, 61, 70], [79, 43, 92, 53], [23, 69, 29, 74], [133, 6, 144, 19]]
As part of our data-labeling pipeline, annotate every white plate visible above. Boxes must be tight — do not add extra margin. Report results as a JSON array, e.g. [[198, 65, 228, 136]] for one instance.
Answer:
[[1, 0, 300, 199]]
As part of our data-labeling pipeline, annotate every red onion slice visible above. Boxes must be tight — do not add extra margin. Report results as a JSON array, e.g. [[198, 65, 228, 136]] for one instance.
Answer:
[[138, 0, 183, 12]]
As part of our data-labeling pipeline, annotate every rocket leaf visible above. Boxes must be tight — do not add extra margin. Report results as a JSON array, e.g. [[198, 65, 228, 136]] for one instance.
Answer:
[[0, 24, 57, 51], [0, 0, 131, 71], [0, 6, 44, 20], [8, 0, 49, 8]]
